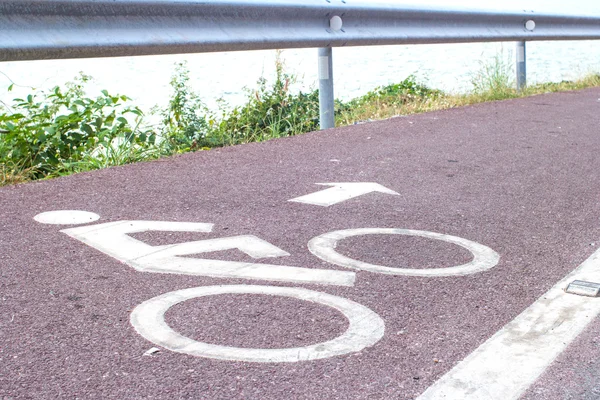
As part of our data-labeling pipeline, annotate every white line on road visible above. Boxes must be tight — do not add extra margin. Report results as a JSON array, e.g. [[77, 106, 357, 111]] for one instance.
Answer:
[[417, 246, 600, 400], [288, 183, 399, 207]]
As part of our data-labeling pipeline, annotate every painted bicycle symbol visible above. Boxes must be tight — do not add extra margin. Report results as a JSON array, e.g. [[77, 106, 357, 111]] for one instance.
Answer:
[[34, 208, 499, 363]]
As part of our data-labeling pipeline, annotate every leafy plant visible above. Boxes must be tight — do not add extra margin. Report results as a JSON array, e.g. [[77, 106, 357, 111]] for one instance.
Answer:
[[209, 52, 320, 146], [158, 54, 320, 150], [160, 62, 211, 152], [336, 75, 440, 124], [0, 74, 155, 178], [343, 76, 440, 110], [56, 136, 164, 175]]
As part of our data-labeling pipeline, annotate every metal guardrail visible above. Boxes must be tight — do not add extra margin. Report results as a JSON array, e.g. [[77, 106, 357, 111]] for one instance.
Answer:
[[2, 0, 600, 128]]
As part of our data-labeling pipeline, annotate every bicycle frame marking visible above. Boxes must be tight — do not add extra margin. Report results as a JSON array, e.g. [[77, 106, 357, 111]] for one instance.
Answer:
[[61, 220, 355, 287]]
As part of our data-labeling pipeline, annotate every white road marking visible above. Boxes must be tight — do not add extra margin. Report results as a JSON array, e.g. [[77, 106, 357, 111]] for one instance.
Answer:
[[417, 246, 600, 400], [288, 183, 399, 207], [34, 210, 100, 225], [61, 220, 355, 286], [148, 235, 290, 259], [308, 228, 499, 277], [130, 285, 385, 363]]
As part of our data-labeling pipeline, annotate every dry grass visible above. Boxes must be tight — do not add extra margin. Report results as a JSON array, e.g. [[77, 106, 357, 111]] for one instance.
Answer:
[[0, 163, 36, 186], [337, 73, 600, 125]]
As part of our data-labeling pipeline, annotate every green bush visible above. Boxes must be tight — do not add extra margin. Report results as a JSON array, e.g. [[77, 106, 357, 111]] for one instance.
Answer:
[[340, 75, 440, 112], [0, 57, 324, 183], [214, 55, 319, 145], [0, 74, 154, 178], [157, 55, 320, 150], [159, 62, 211, 153]]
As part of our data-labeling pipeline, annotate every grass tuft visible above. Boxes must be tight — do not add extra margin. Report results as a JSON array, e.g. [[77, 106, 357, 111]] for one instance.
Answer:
[[469, 52, 516, 100]]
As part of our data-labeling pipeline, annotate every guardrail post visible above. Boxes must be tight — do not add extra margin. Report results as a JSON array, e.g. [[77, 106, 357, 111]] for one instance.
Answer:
[[516, 41, 527, 91], [318, 47, 335, 130]]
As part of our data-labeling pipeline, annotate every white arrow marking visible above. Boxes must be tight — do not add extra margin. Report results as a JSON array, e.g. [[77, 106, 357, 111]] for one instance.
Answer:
[[288, 183, 399, 207]]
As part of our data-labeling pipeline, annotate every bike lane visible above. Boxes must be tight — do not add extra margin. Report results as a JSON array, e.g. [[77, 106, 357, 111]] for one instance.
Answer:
[[2, 88, 600, 399]]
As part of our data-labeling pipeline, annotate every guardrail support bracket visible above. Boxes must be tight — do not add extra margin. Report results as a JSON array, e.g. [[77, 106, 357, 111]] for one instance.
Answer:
[[517, 41, 527, 92], [318, 47, 335, 130]]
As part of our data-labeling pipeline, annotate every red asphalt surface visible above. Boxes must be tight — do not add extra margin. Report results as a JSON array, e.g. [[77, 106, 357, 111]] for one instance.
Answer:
[[2, 88, 600, 399]]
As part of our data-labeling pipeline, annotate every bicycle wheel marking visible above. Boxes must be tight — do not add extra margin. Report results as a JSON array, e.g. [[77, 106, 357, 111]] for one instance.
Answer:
[[308, 228, 500, 277], [130, 285, 385, 363]]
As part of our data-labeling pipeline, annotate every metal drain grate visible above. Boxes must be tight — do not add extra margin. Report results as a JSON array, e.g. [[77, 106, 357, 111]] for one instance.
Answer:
[[565, 280, 600, 297]]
